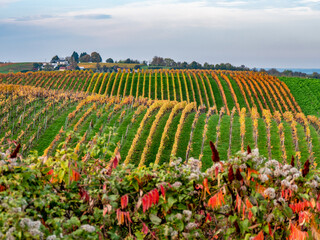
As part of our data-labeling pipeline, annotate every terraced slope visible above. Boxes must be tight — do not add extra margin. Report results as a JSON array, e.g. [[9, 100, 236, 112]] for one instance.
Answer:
[[0, 70, 302, 116], [1, 84, 319, 171]]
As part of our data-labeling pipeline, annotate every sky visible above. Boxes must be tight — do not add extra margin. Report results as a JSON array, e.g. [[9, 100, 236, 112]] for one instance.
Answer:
[[0, 0, 320, 68]]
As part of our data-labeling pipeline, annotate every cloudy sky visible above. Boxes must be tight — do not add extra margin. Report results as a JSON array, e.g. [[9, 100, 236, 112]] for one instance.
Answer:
[[1, 0, 320, 68]]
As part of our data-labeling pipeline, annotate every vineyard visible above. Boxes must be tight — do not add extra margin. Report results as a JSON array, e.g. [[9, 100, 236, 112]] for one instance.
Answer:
[[0, 71, 320, 169], [280, 77, 320, 117], [1, 70, 320, 239]]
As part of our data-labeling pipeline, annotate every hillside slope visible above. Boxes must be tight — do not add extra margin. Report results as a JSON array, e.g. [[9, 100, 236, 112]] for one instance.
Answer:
[[1, 84, 319, 170]]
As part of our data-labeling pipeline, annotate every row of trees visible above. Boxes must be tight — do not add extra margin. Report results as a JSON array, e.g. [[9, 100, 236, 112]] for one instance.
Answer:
[[51, 52, 103, 64], [149, 56, 251, 70], [47, 53, 320, 78]]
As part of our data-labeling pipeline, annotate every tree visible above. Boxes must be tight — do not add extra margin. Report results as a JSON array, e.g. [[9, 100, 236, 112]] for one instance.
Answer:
[[32, 63, 42, 71], [96, 62, 101, 71], [311, 72, 320, 79], [164, 58, 176, 68], [43, 64, 54, 71], [71, 51, 79, 63], [51, 55, 59, 63], [79, 54, 91, 63], [181, 62, 188, 69], [189, 61, 202, 69], [151, 56, 165, 66], [91, 52, 102, 63], [106, 58, 114, 63], [80, 52, 88, 58], [69, 57, 78, 70]]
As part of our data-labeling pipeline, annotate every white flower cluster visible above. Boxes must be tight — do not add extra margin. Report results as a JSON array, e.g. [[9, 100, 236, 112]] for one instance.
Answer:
[[259, 174, 269, 183], [265, 161, 301, 180], [169, 157, 182, 168], [19, 218, 43, 239], [81, 224, 95, 233], [305, 175, 320, 189], [0, 158, 19, 168], [231, 148, 264, 168], [20, 218, 41, 229], [266, 213, 274, 223], [185, 222, 198, 230], [11, 207, 22, 213], [187, 158, 201, 171], [5, 227, 16, 240], [47, 235, 57, 240], [184, 158, 205, 181], [305, 180, 319, 189], [206, 162, 224, 177], [171, 181, 182, 189], [264, 188, 276, 199], [183, 210, 192, 222], [171, 231, 178, 238], [0, 152, 7, 159]]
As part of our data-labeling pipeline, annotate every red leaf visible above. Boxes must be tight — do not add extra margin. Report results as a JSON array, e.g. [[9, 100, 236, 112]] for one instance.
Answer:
[[215, 167, 219, 178], [9, 143, 21, 158], [302, 160, 310, 177], [268, 223, 273, 238], [47, 169, 54, 175], [289, 223, 308, 240], [291, 155, 295, 167], [150, 191, 155, 206], [71, 170, 80, 181], [228, 165, 234, 183], [235, 194, 241, 214], [252, 230, 264, 240], [126, 212, 132, 223], [210, 141, 220, 162], [154, 189, 159, 204], [103, 207, 108, 216], [121, 195, 128, 209], [208, 190, 225, 209], [147, 193, 152, 209], [247, 145, 252, 154], [235, 168, 243, 181], [203, 178, 210, 194], [79, 187, 90, 203], [142, 222, 149, 235], [160, 185, 166, 198], [142, 196, 147, 213], [205, 213, 212, 223], [112, 156, 119, 169], [0, 185, 6, 192]]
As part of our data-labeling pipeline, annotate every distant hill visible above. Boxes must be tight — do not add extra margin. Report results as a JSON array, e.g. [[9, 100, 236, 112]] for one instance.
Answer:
[[0, 62, 34, 73], [264, 68, 320, 74]]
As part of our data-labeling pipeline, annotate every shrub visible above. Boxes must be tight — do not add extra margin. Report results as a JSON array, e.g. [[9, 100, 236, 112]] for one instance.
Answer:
[[0, 138, 320, 239]]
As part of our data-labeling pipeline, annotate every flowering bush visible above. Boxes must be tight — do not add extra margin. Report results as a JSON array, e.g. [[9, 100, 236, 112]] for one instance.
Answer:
[[0, 139, 320, 239]]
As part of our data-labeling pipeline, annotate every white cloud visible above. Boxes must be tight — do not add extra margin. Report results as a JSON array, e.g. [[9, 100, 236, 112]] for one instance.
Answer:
[[1, 0, 320, 67], [0, 0, 20, 6], [215, 1, 247, 7], [300, 0, 320, 3]]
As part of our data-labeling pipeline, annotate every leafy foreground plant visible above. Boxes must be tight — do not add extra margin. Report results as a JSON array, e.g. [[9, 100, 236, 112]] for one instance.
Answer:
[[1, 139, 320, 239]]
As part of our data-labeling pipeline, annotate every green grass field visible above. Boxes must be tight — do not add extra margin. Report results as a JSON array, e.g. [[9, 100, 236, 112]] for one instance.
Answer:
[[0, 62, 34, 73]]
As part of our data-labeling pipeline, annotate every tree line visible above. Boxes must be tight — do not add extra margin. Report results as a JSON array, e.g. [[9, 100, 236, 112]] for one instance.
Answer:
[[44, 53, 320, 78]]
